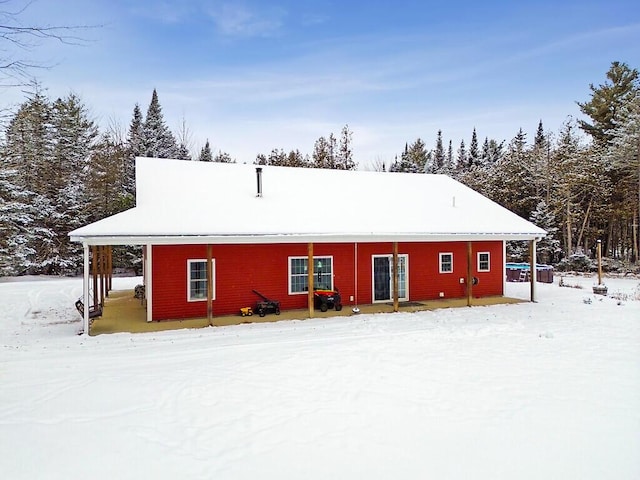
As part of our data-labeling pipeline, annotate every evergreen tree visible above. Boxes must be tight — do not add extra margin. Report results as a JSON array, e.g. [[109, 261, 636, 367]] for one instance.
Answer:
[[486, 139, 504, 165], [481, 137, 490, 166], [2, 87, 58, 273], [286, 149, 310, 168], [433, 130, 444, 172], [124, 104, 144, 196], [578, 61, 640, 147], [213, 150, 234, 163], [336, 124, 356, 170], [511, 128, 527, 157], [268, 148, 287, 165], [444, 140, 454, 174], [47, 93, 97, 272], [534, 120, 546, 151], [142, 89, 179, 159], [456, 140, 467, 175], [550, 119, 609, 257], [175, 117, 192, 160], [606, 95, 640, 260], [0, 167, 42, 275], [391, 138, 427, 173], [176, 143, 191, 160], [529, 200, 561, 264], [86, 132, 129, 220], [3, 85, 53, 196], [312, 136, 331, 169], [198, 140, 213, 162], [468, 128, 479, 167]]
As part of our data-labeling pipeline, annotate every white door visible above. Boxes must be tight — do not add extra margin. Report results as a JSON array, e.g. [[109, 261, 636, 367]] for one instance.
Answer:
[[372, 255, 408, 302]]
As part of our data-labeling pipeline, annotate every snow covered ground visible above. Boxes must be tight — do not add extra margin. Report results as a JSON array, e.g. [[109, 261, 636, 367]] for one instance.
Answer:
[[1, 274, 639, 479]]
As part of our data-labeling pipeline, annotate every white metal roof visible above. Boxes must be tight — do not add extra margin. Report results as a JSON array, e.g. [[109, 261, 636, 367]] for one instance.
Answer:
[[69, 157, 546, 245]]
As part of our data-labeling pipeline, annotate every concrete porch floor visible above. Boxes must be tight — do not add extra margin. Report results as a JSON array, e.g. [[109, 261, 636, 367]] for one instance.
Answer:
[[89, 289, 525, 336]]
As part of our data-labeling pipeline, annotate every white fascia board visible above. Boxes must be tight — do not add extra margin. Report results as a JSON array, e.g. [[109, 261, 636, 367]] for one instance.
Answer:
[[70, 232, 546, 246]]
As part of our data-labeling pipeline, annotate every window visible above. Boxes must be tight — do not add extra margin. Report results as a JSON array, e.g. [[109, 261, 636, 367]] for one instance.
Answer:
[[478, 252, 490, 272], [187, 259, 214, 301], [289, 256, 333, 294], [439, 253, 453, 273]]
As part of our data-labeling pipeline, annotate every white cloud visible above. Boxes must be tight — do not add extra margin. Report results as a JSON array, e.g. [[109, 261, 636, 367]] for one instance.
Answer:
[[203, 2, 286, 37]]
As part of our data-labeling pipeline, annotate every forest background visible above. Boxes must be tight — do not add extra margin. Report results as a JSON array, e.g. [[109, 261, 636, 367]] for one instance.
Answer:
[[0, 3, 639, 276]]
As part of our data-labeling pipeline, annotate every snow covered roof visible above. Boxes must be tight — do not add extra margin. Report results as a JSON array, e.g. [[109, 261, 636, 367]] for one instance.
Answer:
[[69, 157, 546, 245]]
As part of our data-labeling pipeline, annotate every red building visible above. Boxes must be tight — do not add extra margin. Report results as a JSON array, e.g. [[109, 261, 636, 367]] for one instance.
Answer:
[[70, 158, 546, 333]]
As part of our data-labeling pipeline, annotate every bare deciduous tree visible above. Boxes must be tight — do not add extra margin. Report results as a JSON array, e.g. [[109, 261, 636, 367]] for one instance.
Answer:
[[1, 0, 98, 86]]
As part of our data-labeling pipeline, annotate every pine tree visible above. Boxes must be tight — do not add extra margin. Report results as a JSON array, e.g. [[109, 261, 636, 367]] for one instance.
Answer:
[[433, 130, 445, 173], [534, 120, 546, 151], [267, 148, 287, 165], [3, 85, 53, 196], [198, 140, 213, 162], [511, 128, 527, 156], [47, 93, 97, 272], [312, 136, 331, 169], [142, 89, 179, 159], [444, 140, 454, 174], [486, 139, 504, 165], [529, 200, 561, 264], [213, 150, 234, 163], [125, 104, 144, 196], [0, 167, 40, 275], [391, 138, 427, 173], [175, 117, 192, 160], [578, 61, 640, 147], [481, 137, 490, 166], [286, 149, 309, 167], [336, 124, 356, 170], [456, 140, 467, 175], [607, 95, 640, 260], [2, 87, 58, 273], [86, 132, 129, 220], [468, 128, 479, 168], [176, 143, 191, 160]]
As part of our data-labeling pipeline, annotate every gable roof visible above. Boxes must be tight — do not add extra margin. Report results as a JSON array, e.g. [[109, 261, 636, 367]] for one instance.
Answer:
[[69, 157, 546, 245]]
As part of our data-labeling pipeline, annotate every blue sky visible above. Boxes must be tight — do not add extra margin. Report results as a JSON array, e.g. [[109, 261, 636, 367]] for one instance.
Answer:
[[4, 0, 640, 167]]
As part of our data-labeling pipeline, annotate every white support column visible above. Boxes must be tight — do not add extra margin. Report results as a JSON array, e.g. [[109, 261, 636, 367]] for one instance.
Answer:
[[83, 243, 90, 335], [146, 243, 153, 322], [530, 239, 538, 303]]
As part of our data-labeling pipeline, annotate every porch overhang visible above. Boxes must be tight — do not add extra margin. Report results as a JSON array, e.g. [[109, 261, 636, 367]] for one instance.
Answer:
[[70, 232, 545, 246]]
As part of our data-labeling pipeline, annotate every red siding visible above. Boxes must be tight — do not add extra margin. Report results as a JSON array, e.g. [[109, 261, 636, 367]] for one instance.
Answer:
[[151, 241, 504, 321]]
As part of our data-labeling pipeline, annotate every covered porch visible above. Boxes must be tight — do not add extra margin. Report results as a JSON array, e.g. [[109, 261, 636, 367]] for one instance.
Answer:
[[78, 239, 542, 336], [88, 286, 525, 336]]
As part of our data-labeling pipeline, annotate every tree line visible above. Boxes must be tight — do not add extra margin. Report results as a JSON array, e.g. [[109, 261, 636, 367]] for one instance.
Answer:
[[1, 62, 638, 276]]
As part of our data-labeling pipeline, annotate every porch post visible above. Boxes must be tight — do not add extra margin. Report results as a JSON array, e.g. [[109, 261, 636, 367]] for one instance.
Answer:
[[392, 242, 399, 312], [467, 241, 473, 306], [530, 239, 537, 302], [83, 243, 90, 335], [100, 246, 106, 304], [107, 246, 113, 293], [146, 243, 153, 322], [91, 245, 98, 308], [308, 243, 314, 318], [207, 244, 213, 325]]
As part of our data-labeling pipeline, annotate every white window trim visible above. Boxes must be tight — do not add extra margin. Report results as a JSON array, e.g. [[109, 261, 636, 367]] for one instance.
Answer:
[[477, 252, 490, 272], [288, 255, 333, 295], [371, 254, 409, 303], [439, 252, 453, 274], [187, 259, 215, 302]]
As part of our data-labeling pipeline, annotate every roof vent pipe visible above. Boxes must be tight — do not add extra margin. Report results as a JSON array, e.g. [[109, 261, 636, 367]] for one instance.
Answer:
[[452, 196, 456, 207], [256, 167, 263, 197]]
